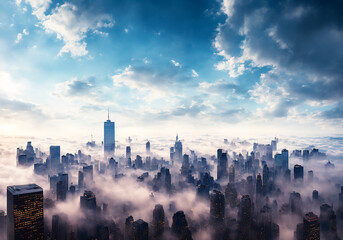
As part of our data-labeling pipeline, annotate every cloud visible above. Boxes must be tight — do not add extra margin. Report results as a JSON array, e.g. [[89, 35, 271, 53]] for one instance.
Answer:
[[171, 59, 181, 68], [0, 97, 46, 120], [321, 103, 343, 119], [22, 1, 114, 57], [191, 69, 199, 78], [14, 29, 29, 44], [112, 64, 193, 100], [215, 0, 343, 119]]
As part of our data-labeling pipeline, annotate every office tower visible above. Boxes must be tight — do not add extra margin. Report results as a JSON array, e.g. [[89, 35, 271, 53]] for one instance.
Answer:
[[271, 139, 277, 151], [320, 204, 338, 239], [303, 212, 320, 240], [52, 213, 69, 240], [7, 184, 44, 240], [239, 195, 252, 228], [50, 146, 61, 169], [290, 192, 303, 217], [83, 165, 93, 186], [80, 191, 97, 213], [312, 190, 319, 201], [146, 141, 150, 155], [56, 181, 66, 201], [217, 149, 223, 162], [170, 147, 175, 164], [217, 152, 228, 180], [210, 190, 225, 225], [225, 183, 238, 208], [125, 216, 134, 240], [171, 211, 192, 240], [134, 155, 142, 169], [281, 149, 289, 171], [58, 173, 68, 193], [152, 204, 165, 238], [49, 175, 59, 192], [275, 153, 282, 169], [130, 219, 148, 240], [126, 146, 131, 160], [294, 164, 304, 181], [174, 135, 183, 162], [104, 110, 115, 157], [229, 165, 235, 183], [78, 170, 84, 189], [181, 154, 190, 176], [256, 174, 263, 196]]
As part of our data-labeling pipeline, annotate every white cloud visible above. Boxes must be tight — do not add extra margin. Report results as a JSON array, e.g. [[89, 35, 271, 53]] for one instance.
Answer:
[[14, 29, 29, 44], [171, 59, 181, 68], [191, 69, 199, 78], [22, 1, 114, 57]]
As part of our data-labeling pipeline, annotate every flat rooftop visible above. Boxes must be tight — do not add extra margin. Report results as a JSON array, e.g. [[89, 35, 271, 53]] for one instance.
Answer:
[[7, 184, 43, 195]]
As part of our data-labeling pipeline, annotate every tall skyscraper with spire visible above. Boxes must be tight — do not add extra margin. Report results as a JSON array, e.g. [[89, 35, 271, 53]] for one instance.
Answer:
[[104, 109, 115, 157]]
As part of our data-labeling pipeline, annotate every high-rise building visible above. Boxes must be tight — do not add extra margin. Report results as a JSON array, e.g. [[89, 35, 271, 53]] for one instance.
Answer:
[[210, 190, 225, 224], [152, 204, 165, 238], [80, 190, 97, 213], [7, 184, 44, 240], [239, 195, 252, 227], [294, 164, 304, 181], [132, 219, 149, 240], [174, 135, 183, 162], [303, 212, 320, 240], [104, 110, 115, 157], [171, 211, 192, 240], [217, 152, 228, 180], [225, 183, 238, 208], [281, 149, 289, 171], [52, 213, 69, 240], [83, 165, 93, 186], [78, 170, 84, 189], [320, 204, 338, 239], [181, 154, 190, 176], [228, 164, 235, 183], [50, 146, 60, 169], [146, 141, 150, 155], [290, 192, 303, 217]]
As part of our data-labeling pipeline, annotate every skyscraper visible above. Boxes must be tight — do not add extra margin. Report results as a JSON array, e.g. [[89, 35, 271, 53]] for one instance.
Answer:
[[146, 141, 150, 155], [217, 152, 228, 180], [174, 134, 182, 162], [303, 212, 320, 240], [281, 149, 289, 171], [210, 190, 225, 224], [152, 204, 165, 238], [7, 184, 44, 240], [50, 146, 60, 169], [132, 219, 149, 240], [104, 110, 115, 157], [294, 164, 304, 181]]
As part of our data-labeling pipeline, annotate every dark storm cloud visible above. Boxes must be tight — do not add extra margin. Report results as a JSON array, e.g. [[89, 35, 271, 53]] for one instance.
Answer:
[[217, 0, 343, 118]]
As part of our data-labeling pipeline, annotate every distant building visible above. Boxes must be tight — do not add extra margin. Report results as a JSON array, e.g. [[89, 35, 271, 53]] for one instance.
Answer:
[[174, 135, 183, 162], [104, 110, 115, 157], [294, 165, 304, 181], [7, 184, 44, 240], [132, 219, 149, 240], [50, 146, 61, 169], [146, 141, 150, 155]]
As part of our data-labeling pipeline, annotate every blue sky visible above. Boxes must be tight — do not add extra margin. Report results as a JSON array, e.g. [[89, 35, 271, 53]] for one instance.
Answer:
[[0, 0, 342, 140]]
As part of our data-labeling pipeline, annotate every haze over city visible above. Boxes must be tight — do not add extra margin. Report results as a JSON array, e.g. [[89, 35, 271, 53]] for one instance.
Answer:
[[0, 0, 343, 240]]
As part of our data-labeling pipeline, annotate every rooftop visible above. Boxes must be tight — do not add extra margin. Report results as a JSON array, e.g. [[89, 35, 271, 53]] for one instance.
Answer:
[[7, 184, 43, 195]]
